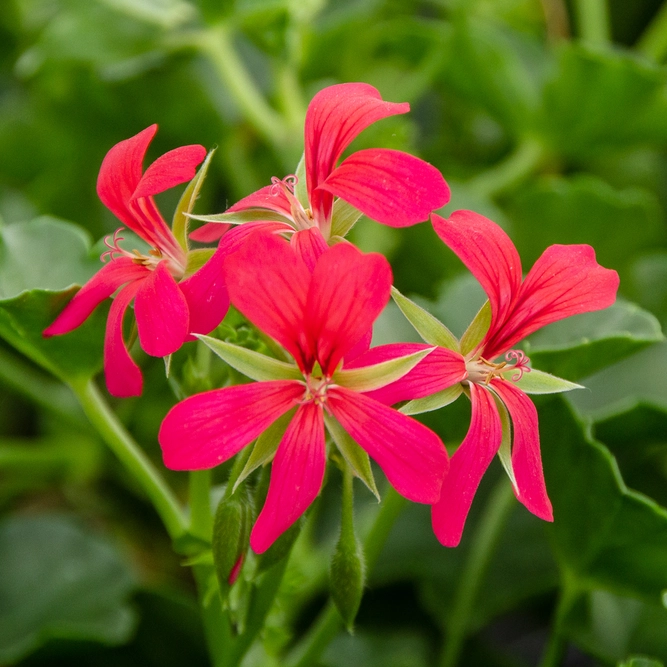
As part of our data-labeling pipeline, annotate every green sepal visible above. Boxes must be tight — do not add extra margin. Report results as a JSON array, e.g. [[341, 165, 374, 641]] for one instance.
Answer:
[[507, 369, 584, 394], [188, 209, 292, 225], [325, 414, 379, 501], [330, 199, 364, 239], [212, 486, 254, 598], [233, 410, 295, 494], [196, 335, 302, 382], [400, 384, 463, 416], [333, 347, 434, 392], [491, 391, 516, 489], [294, 153, 309, 209], [183, 248, 215, 279], [460, 300, 492, 355], [172, 149, 215, 253], [391, 286, 460, 351]]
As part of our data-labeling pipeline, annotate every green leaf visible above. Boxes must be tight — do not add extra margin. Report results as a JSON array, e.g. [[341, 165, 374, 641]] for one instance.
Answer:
[[333, 347, 434, 392], [325, 414, 379, 501], [183, 248, 215, 278], [172, 149, 215, 252], [0, 514, 137, 663], [508, 368, 583, 394], [330, 198, 363, 239], [460, 301, 491, 356], [391, 286, 460, 351], [542, 397, 667, 602], [233, 410, 294, 493], [400, 384, 463, 416], [525, 301, 663, 381], [196, 335, 302, 382]]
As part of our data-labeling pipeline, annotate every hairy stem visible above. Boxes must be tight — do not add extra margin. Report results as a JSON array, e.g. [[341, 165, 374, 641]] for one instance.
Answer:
[[573, 0, 611, 45], [72, 379, 186, 541], [637, 1, 667, 61], [189, 469, 213, 541], [440, 480, 516, 667], [538, 575, 579, 667]]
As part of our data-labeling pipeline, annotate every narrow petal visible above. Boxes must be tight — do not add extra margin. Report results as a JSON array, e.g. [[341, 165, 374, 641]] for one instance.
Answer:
[[134, 262, 189, 357], [431, 384, 502, 547], [159, 380, 304, 470], [43, 257, 148, 337], [319, 149, 450, 227], [104, 280, 143, 398], [432, 211, 522, 343], [491, 380, 553, 521], [290, 227, 328, 272], [307, 243, 392, 375], [179, 244, 230, 339], [250, 402, 326, 553], [343, 327, 372, 365], [349, 344, 467, 405], [305, 83, 409, 221], [96, 125, 157, 231], [188, 222, 231, 243], [224, 232, 313, 371], [132, 145, 207, 199], [328, 387, 448, 503], [484, 244, 620, 359]]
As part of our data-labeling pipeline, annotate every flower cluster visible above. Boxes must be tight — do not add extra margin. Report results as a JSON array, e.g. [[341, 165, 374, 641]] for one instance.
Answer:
[[45, 83, 619, 554]]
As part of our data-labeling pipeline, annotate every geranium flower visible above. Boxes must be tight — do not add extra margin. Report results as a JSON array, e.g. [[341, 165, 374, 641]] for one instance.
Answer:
[[159, 233, 455, 553], [377, 211, 619, 547], [190, 82, 450, 254], [44, 125, 230, 397]]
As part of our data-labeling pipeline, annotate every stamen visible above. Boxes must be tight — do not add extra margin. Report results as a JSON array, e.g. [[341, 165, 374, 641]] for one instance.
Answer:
[[270, 174, 298, 196], [101, 228, 127, 262], [505, 350, 531, 381]]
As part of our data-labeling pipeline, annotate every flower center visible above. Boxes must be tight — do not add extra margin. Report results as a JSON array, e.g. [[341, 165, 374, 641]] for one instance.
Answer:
[[301, 374, 331, 408], [271, 175, 314, 231], [101, 229, 185, 278], [465, 349, 531, 385]]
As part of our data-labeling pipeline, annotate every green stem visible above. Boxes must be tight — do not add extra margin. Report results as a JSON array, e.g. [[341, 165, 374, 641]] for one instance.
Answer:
[[284, 487, 407, 667], [440, 480, 516, 667], [189, 469, 213, 541], [188, 25, 289, 150], [573, 0, 611, 45], [538, 575, 578, 667], [0, 346, 84, 427], [467, 137, 546, 199], [72, 379, 186, 541], [637, 1, 667, 61]]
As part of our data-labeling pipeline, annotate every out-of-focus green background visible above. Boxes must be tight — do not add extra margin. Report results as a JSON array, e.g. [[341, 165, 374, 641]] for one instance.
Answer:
[[3, 1, 667, 666]]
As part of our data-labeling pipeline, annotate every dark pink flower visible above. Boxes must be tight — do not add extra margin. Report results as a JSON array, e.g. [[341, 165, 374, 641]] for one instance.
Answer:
[[378, 211, 619, 547], [190, 83, 450, 247], [159, 233, 453, 554], [44, 125, 230, 397]]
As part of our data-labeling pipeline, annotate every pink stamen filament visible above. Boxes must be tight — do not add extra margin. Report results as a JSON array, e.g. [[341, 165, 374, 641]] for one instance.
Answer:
[[271, 175, 314, 232], [465, 349, 531, 385], [300, 374, 333, 411]]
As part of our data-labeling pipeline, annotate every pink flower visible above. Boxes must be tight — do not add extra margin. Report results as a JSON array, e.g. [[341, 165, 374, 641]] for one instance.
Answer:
[[380, 211, 619, 547], [159, 233, 452, 554], [43, 125, 230, 397], [190, 83, 450, 251]]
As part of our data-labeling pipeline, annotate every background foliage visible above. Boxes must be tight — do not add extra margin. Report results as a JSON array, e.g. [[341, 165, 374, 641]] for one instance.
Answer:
[[2, 0, 667, 665]]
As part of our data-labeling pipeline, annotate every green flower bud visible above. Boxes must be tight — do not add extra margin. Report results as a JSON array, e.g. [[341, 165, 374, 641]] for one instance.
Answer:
[[330, 528, 365, 631]]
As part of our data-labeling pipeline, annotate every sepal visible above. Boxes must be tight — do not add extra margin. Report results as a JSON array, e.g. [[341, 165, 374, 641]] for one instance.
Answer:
[[330, 199, 364, 238], [507, 369, 583, 394], [399, 384, 463, 415], [460, 301, 492, 355]]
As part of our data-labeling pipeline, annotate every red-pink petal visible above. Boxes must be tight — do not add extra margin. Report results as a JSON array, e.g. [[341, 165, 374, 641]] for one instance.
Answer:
[[97, 125, 157, 231], [307, 243, 392, 375], [319, 149, 450, 227], [328, 387, 448, 503], [132, 144, 207, 199], [343, 327, 372, 365], [104, 280, 144, 398], [305, 83, 409, 222], [188, 222, 231, 244], [290, 227, 328, 272], [250, 402, 326, 554], [431, 384, 502, 547], [134, 262, 189, 357], [432, 211, 522, 345], [43, 257, 148, 337], [179, 245, 230, 340], [159, 380, 303, 470], [484, 244, 620, 359], [224, 232, 313, 371], [352, 345, 467, 405], [491, 380, 553, 521]]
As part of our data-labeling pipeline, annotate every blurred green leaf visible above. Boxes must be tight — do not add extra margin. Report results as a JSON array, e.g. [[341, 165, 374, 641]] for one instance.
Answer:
[[0, 218, 106, 383], [525, 300, 663, 381], [0, 513, 137, 663]]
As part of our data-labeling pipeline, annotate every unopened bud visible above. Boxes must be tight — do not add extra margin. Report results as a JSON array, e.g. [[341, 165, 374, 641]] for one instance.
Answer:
[[330, 529, 365, 631]]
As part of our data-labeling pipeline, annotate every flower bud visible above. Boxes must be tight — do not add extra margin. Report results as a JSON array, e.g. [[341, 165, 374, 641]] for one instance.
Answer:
[[330, 527, 365, 631]]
